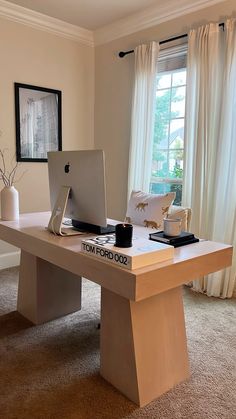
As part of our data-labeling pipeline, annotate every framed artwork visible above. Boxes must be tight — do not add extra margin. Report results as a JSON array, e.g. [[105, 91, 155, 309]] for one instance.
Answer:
[[15, 83, 62, 162]]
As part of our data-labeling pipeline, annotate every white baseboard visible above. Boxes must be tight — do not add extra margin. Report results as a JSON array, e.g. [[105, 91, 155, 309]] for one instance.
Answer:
[[0, 251, 20, 270]]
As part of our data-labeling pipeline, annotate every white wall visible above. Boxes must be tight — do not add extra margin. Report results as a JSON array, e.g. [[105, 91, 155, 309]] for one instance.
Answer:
[[0, 17, 94, 268]]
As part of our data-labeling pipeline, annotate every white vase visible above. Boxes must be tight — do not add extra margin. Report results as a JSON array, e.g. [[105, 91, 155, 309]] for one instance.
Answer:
[[0, 186, 19, 221]]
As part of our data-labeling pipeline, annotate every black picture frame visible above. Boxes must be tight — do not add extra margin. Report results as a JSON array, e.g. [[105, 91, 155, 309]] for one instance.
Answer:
[[15, 83, 62, 162]]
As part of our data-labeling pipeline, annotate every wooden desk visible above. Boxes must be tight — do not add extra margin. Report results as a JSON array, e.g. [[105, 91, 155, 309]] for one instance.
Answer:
[[0, 212, 233, 406]]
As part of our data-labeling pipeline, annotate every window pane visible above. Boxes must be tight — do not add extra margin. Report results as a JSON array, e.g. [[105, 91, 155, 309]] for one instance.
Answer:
[[152, 150, 168, 178], [171, 86, 186, 118], [153, 133, 168, 149], [154, 89, 171, 147], [170, 183, 182, 206], [156, 88, 171, 103], [170, 137, 184, 149], [169, 119, 184, 148], [157, 73, 171, 89], [150, 181, 182, 206], [172, 70, 186, 86], [168, 150, 184, 179], [150, 182, 168, 195], [151, 58, 186, 206]]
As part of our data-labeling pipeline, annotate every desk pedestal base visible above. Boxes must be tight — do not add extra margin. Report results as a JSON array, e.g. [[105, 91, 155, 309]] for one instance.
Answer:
[[100, 286, 190, 407], [17, 251, 82, 324]]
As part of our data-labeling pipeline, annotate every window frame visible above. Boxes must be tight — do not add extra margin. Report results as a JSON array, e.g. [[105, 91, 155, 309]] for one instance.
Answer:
[[150, 42, 188, 204]]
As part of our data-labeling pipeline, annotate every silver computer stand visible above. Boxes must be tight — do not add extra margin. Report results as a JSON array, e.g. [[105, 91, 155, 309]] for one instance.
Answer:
[[47, 186, 81, 236]]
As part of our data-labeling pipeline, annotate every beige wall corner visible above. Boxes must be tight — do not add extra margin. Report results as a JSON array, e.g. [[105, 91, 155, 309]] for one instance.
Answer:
[[0, 16, 94, 262]]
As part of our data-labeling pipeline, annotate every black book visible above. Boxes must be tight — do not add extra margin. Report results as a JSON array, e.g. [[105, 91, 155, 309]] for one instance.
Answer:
[[171, 237, 199, 247], [149, 231, 199, 247]]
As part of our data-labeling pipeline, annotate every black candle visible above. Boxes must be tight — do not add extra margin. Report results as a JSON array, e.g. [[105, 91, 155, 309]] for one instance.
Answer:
[[115, 223, 133, 248]]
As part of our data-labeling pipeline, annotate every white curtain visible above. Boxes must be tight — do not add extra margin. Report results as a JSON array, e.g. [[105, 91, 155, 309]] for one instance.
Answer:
[[183, 19, 236, 298], [128, 41, 160, 199]]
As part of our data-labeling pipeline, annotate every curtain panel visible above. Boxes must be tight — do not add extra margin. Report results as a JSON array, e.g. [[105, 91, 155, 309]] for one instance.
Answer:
[[183, 19, 236, 298], [128, 41, 160, 200]]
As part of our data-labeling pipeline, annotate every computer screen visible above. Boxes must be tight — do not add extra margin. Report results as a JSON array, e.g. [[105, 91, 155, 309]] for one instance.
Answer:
[[47, 150, 114, 234]]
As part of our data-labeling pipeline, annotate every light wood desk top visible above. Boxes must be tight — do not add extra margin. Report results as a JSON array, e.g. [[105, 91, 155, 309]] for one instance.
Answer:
[[0, 212, 232, 301]]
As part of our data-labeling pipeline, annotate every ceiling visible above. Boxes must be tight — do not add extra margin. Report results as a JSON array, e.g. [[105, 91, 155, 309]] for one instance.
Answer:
[[5, 0, 163, 30]]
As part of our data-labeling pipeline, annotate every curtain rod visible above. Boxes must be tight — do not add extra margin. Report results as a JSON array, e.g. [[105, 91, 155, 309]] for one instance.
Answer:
[[118, 22, 225, 58]]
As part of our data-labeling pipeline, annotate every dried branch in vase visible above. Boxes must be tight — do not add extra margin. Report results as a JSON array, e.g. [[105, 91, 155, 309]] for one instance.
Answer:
[[0, 149, 19, 187], [0, 132, 25, 187]]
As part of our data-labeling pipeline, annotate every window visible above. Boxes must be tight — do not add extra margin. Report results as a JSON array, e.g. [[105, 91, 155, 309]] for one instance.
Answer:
[[150, 44, 187, 205]]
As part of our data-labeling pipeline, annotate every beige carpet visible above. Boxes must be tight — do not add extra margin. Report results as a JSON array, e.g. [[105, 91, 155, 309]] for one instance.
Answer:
[[0, 268, 236, 419]]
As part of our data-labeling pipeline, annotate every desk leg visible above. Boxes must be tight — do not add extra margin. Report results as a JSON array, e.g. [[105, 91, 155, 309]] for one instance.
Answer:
[[100, 286, 190, 407], [17, 250, 82, 324]]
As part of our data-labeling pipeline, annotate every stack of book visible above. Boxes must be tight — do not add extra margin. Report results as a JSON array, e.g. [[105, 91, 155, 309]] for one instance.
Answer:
[[149, 231, 199, 248], [81, 234, 174, 270]]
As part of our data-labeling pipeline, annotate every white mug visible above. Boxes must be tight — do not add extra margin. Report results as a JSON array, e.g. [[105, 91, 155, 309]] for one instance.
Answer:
[[163, 218, 182, 237]]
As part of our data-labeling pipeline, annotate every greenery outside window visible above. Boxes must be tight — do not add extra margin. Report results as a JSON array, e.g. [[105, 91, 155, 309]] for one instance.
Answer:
[[150, 44, 187, 205]]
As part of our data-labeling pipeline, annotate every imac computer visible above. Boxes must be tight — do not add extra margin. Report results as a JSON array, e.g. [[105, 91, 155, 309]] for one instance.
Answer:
[[47, 150, 115, 235]]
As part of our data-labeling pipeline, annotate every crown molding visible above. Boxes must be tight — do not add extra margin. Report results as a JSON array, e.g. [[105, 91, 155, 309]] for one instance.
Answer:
[[0, 0, 226, 47], [94, 0, 225, 45], [0, 0, 94, 46]]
